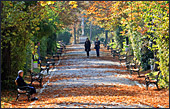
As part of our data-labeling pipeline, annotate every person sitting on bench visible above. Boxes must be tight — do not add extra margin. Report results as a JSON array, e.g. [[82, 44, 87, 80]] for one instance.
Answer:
[[16, 70, 38, 101]]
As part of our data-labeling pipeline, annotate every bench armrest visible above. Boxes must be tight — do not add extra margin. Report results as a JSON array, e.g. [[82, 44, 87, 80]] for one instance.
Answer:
[[17, 85, 30, 89], [145, 75, 150, 82], [31, 72, 37, 76]]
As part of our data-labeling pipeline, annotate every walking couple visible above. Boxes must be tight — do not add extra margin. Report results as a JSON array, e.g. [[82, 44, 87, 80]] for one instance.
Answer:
[[84, 37, 100, 58]]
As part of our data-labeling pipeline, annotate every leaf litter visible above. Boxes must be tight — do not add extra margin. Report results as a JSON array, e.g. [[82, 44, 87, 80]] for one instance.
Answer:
[[2, 44, 169, 108]]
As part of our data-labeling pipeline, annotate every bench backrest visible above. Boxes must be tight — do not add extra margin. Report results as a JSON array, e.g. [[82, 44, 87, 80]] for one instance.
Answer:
[[29, 69, 43, 79], [40, 56, 47, 63], [156, 71, 161, 82], [15, 80, 18, 86]]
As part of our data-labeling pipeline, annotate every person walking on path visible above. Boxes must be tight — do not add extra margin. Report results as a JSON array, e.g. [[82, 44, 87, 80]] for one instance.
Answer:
[[94, 37, 100, 57], [84, 38, 91, 58], [15, 70, 38, 101]]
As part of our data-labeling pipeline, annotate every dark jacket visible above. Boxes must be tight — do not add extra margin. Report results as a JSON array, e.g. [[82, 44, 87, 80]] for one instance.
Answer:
[[95, 40, 100, 49], [85, 40, 91, 51], [16, 75, 36, 94], [16, 75, 28, 89]]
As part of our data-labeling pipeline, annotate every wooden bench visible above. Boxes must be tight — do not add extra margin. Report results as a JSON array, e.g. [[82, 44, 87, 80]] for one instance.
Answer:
[[119, 53, 127, 64], [53, 51, 62, 59], [46, 58, 56, 69], [53, 53, 60, 60], [63, 44, 66, 49], [56, 48, 63, 56], [129, 59, 141, 77], [107, 45, 110, 50], [125, 55, 134, 71], [61, 43, 66, 50], [127, 57, 136, 71], [145, 71, 161, 90], [125, 62, 135, 71], [40, 62, 50, 75], [28, 70, 43, 87], [15, 80, 32, 101], [40, 56, 50, 74], [111, 48, 121, 58]]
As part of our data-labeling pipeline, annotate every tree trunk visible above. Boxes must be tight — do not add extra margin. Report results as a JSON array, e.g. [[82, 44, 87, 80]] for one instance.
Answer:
[[81, 14, 85, 36], [126, 37, 129, 45], [74, 23, 76, 44], [105, 30, 108, 46], [90, 21, 92, 41], [1, 41, 11, 81]]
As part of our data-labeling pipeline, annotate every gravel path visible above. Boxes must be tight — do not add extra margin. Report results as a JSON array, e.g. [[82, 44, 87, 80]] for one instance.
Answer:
[[28, 44, 154, 108]]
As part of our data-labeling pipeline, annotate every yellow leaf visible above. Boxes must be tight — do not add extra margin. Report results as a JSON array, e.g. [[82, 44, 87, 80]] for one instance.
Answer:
[[41, 3, 46, 6], [49, 18, 53, 21], [47, 1, 52, 5], [9, 3, 13, 7], [69, 1, 74, 5], [12, 32, 16, 36], [35, 27, 40, 31], [72, 4, 78, 8]]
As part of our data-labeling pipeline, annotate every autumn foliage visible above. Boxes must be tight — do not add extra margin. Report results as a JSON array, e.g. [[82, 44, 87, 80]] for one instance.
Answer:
[[85, 1, 169, 88], [1, 1, 169, 108]]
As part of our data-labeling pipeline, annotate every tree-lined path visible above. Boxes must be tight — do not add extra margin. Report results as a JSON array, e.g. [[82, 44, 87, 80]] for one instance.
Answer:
[[3, 44, 168, 108], [1, 1, 169, 108]]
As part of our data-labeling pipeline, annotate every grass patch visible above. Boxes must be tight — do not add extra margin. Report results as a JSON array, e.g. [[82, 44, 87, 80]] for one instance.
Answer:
[[1, 96, 14, 102], [33, 68, 40, 73]]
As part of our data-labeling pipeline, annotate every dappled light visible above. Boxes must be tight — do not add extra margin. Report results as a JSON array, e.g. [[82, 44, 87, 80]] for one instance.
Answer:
[[1, 1, 169, 108]]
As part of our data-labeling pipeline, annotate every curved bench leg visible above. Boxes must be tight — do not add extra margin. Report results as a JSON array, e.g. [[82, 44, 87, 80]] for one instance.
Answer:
[[16, 94, 20, 101], [146, 83, 149, 90], [130, 70, 133, 74], [40, 79, 42, 87], [127, 65, 129, 71], [156, 83, 159, 90], [30, 81, 32, 86], [27, 94, 31, 101], [137, 71, 140, 77], [47, 68, 50, 75], [119, 59, 121, 64]]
